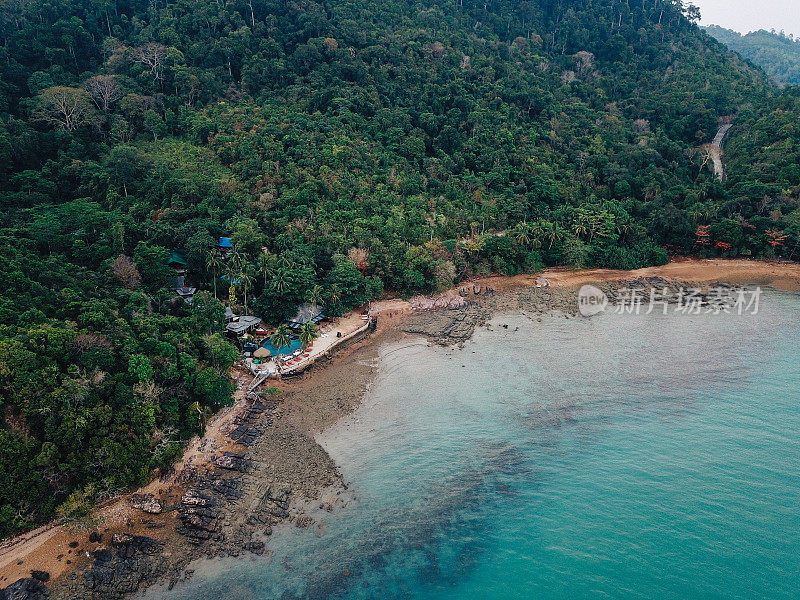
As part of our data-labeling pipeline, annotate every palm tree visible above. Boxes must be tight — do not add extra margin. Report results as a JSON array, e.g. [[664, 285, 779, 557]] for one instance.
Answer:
[[307, 284, 324, 307], [328, 284, 341, 305], [278, 253, 294, 269], [573, 221, 589, 239], [614, 218, 635, 240], [256, 251, 271, 288], [228, 248, 244, 271], [239, 268, 253, 314], [271, 269, 289, 294], [512, 222, 532, 248], [299, 322, 319, 347], [227, 250, 243, 286], [512, 222, 541, 249], [270, 324, 292, 350], [541, 221, 563, 249], [206, 250, 222, 299]]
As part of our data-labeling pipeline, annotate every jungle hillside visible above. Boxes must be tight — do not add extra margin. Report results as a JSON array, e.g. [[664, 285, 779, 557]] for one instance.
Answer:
[[1, 0, 799, 537], [705, 25, 800, 86]]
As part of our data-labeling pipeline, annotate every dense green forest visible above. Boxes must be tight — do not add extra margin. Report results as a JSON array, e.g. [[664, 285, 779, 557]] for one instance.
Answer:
[[705, 25, 800, 86], [1, 0, 799, 537], [724, 86, 800, 249]]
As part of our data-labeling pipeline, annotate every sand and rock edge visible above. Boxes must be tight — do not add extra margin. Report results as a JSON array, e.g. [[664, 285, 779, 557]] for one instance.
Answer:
[[2, 259, 799, 599]]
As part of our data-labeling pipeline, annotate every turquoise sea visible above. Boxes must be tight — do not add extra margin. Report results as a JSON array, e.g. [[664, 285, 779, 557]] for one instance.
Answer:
[[145, 289, 800, 600]]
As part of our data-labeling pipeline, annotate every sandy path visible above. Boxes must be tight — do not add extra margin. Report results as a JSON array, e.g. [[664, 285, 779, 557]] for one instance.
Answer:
[[709, 123, 733, 181]]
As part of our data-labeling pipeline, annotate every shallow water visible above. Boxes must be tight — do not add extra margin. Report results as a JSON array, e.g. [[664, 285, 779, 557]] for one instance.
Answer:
[[146, 290, 800, 600]]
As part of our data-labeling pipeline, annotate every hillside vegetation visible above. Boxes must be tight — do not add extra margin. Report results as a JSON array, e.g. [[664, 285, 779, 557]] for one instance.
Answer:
[[0, 0, 797, 536], [705, 25, 800, 86]]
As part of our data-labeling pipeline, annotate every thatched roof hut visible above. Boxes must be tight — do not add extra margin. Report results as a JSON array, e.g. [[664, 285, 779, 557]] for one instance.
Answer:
[[285, 304, 325, 329]]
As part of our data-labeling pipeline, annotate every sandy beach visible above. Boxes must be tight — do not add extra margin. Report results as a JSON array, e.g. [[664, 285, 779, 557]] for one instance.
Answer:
[[2, 258, 799, 599]]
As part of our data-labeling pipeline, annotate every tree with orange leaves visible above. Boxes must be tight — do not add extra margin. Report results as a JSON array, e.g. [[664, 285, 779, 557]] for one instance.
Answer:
[[766, 229, 788, 248], [695, 224, 711, 246]]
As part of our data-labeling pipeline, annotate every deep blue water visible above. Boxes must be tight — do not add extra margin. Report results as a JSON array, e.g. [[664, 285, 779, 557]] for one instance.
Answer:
[[144, 290, 800, 600]]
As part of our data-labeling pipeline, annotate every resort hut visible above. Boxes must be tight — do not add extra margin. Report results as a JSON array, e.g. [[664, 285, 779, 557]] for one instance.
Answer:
[[174, 283, 197, 303], [167, 249, 187, 275], [225, 315, 262, 337], [253, 347, 271, 359], [285, 304, 325, 330]]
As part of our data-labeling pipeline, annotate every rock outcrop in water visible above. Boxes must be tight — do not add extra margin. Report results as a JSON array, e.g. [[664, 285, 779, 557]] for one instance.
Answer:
[[403, 277, 717, 346], [402, 282, 578, 344], [403, 304, 490, 344]]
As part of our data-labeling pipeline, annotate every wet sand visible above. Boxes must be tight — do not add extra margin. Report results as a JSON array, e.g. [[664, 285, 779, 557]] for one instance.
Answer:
[[2, 258, 799, 599]]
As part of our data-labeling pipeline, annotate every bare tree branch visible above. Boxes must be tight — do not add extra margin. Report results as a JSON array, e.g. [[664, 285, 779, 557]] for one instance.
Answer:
[[83, 74, 123, 111], [33, 86, 96, 131], [132, 42, 167, 82]]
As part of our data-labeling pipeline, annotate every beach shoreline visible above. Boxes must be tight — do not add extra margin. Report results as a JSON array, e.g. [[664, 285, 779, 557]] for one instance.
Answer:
[[2, 258, 799, 599]]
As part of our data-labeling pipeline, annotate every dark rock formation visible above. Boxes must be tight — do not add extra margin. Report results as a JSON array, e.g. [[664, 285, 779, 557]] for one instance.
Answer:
[[176, 489, 221, 543], [129, 494, 163, 514], [247, 485, 291, 527], [0, 577, 49, 600], [203, 476, 242, 500], [53, 535, 168, 600], [402, 304, 489, 344], [228, 400, 276, 447], [213, 452, 251, 472]]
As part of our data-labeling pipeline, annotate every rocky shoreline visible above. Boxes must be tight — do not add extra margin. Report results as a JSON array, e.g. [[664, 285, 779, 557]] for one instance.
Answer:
[[1, 270, 786, 600], [403, 277, 661, 344], [402, 275, 760, 345], [0, 331, 375, 600]]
